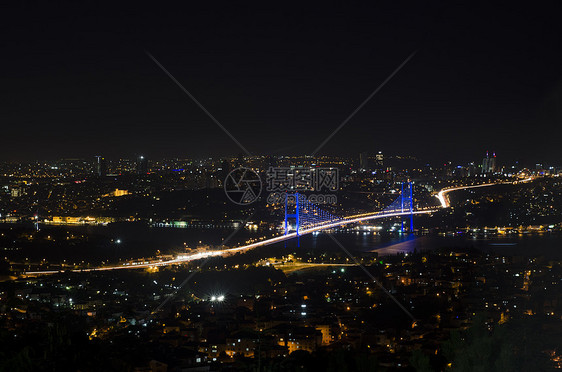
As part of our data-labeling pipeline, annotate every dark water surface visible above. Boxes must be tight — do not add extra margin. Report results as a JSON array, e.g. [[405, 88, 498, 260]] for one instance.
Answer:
[[2, 222, 561, 262]]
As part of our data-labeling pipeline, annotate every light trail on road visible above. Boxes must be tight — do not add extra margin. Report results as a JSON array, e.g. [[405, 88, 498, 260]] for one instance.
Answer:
[[436, 183, 502, 208], [435, 178, 532, 208]]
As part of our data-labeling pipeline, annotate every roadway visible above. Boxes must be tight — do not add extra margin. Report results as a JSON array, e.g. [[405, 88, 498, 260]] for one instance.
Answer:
[[435, 177, 532, 208]]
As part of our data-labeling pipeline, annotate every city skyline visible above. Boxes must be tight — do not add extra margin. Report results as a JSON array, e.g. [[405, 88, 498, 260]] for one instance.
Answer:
[[1, 151, 558, 174]]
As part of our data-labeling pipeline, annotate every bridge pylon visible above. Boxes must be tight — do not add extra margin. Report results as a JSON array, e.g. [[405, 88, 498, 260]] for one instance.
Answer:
[[284, 192, 342, 247], [400, 181, 414, 233], [284, 192, 301, 247]]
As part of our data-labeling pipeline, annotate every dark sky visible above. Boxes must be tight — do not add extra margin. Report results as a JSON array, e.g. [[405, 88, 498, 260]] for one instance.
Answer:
[[2, 2, 562, 164]]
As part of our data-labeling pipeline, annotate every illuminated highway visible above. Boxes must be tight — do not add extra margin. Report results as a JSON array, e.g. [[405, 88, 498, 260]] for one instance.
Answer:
[[435, 177, 532, 208], [436, 182, 503, 208]]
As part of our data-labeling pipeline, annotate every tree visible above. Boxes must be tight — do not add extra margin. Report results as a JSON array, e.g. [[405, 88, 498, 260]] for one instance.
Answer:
[[409, 349, 433, 372], [442, 315, 554, 372]]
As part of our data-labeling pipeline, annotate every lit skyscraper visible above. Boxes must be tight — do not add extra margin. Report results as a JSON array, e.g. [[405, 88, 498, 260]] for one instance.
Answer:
[[137, 155, 148, 174], [359, 152, 370, 171], [95, 156, 107, 176], [375, 151, 384, 168], [482, 151, 497, 174]]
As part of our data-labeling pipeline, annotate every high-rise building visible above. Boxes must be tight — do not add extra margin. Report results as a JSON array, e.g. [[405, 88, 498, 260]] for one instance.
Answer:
[[95, 156, 107, 177], [490, 153, 496, 173], [467, 162, 477, 177], [482, 152, 490, 173], [482, 151, 497, 174], [137, 155, 148, 174], [375, 151, 384, 168], [359, 152, 370, 171]]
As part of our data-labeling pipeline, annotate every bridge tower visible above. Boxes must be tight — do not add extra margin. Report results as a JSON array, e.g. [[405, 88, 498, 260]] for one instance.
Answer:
[[284, 192, 301, 247], [284, 192, 342, 247], [400, 181, 414, 233]]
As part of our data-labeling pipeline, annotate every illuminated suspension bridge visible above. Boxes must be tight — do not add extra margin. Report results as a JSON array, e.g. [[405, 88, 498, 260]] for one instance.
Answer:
[[284, 182, 415, 246], [25, 182, 436, 275]]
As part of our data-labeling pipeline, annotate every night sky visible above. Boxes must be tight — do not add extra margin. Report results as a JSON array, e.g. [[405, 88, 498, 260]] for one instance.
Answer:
[[2, 2, 562, 164]]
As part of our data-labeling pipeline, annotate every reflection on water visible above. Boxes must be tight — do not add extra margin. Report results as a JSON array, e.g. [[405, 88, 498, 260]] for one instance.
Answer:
[[370, 235, 421, 256], [363, 233, 562, 259], [305, 230, 562, 259]]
